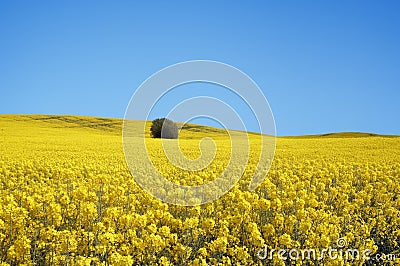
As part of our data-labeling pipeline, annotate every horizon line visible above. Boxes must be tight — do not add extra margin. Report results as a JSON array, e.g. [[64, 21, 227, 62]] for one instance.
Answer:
[[1, 113, 399, 138]]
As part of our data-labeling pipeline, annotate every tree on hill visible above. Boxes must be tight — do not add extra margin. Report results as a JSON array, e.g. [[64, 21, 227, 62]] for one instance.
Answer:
[[150, 118, 179, 139]]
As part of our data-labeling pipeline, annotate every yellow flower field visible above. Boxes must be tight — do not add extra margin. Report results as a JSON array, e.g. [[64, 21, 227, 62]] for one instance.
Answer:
[[0, 115, 399, 265]]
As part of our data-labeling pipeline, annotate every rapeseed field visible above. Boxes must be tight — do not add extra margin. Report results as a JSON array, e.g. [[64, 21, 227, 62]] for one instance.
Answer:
[[0, 115, 399, 265]]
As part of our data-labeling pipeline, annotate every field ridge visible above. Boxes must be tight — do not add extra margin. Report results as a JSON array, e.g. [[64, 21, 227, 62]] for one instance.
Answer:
[[0, 114, 397, 138]]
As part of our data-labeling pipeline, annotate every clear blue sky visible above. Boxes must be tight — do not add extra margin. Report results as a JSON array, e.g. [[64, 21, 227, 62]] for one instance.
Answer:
[[1, 1, 399, 136]]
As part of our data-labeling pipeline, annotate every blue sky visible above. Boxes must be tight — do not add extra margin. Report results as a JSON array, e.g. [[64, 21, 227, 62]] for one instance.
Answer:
[[1, 1, 399, 136]]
